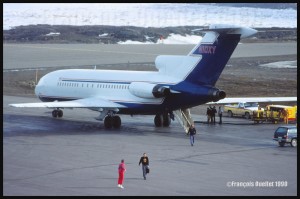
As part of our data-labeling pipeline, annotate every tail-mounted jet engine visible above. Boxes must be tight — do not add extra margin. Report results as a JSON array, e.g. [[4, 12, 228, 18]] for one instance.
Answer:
[[208, 88, 226, 102], [129, 82, 170, 99]]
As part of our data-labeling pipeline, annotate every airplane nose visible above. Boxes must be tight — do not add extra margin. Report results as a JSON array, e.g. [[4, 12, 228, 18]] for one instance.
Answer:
[[34, 74, 47, 96], [34, 84, 41, 96], [35, 78, 44, 97]]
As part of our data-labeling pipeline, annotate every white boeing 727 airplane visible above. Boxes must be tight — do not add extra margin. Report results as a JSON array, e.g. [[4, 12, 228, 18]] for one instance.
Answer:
[[9, 24, 296, 132]]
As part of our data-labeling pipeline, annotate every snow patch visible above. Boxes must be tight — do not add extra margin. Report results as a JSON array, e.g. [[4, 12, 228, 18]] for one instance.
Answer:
[[118, 34, 202, 44], [259, 61, 297, 69], [45, 32, 60, 36]]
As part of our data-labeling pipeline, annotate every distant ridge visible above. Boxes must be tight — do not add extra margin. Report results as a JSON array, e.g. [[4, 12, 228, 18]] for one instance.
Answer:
[[3, 25, 297, 44]]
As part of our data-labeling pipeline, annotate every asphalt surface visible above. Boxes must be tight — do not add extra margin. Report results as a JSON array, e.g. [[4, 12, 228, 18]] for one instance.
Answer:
[[3, 95, 297, 196]]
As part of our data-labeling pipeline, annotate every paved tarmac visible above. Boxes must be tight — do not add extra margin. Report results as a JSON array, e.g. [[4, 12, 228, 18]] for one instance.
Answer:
[[3, 95, 297, 196]]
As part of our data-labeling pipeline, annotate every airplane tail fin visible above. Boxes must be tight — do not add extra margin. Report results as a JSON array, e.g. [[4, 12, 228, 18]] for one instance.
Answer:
[[185, 24, 257, 86], [155, 24, 257, 86]]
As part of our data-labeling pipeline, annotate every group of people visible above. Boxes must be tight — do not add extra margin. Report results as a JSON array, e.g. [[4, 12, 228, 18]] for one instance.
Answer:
[[118, 106, 225, 189], [207, 106, 223, 124], [117, 153, 150, 189]]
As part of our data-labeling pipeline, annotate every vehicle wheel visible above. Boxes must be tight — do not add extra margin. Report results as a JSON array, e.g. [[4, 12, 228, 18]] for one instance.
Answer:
[[290, 139, 297, 147], [228, 111, 233, 117], [245, 112, 251, 119], [104, 116, 113, 128], [278, 142, 285, 147], [112, 116, 121, 128], [154, 114, 163, 127]]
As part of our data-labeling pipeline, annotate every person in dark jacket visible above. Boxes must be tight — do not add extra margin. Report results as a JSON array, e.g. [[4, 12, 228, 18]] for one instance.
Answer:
[[206, 107, 211, 124], [139, 153, 149, 180], [212, 106, 217, 124], [188, 123, 196, 146]]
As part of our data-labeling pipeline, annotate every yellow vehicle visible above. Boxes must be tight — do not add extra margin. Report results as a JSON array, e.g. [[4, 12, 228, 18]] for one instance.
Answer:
[[224, 102, 260, 119], [253, 105, 297, 124]]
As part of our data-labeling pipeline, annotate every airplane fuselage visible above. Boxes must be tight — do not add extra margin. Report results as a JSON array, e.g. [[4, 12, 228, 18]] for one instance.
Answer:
[[11, 24, 262, 130], [35, 69, 219, 115]]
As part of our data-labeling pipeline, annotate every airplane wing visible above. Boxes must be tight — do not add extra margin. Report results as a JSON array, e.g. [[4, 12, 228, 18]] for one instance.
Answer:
[[207, 97, 297, 104], [9, 97, 126, 108]]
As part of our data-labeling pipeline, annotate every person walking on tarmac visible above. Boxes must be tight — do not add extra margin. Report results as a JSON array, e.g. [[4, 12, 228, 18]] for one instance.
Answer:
[[118, 159, 126, 189], [188, 123, 196, 146], [139, 153, 149, 180]]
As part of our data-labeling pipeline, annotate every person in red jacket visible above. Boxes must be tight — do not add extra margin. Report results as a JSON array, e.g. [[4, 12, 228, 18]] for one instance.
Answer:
[[118, 159, 126, 189]]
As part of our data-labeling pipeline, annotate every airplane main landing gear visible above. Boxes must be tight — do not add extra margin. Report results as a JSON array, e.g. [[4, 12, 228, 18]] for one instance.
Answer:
[[104, 115, 121, 128], [154, 113, 171, 127], [52, 109, 63, 118]]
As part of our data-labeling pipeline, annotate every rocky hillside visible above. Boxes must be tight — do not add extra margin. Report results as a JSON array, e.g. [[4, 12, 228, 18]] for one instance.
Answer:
[[3, 25, 297, 44]]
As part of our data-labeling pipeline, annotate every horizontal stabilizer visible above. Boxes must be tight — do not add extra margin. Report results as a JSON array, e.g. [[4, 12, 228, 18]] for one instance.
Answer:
[[192, 24, 257, 38]]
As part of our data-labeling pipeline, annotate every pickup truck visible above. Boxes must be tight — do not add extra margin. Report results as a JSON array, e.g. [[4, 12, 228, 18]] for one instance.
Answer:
[[224, 102, 261, 119]]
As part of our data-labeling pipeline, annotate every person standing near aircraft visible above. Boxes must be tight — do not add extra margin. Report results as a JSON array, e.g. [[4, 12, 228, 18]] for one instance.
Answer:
[[212, 106, 217, 124], [139, 153, 149, 180], [218, 106, 223, 124], [188, 124, 196, 146], [206, 107, 211, 124], [118, 159, 126, 189]]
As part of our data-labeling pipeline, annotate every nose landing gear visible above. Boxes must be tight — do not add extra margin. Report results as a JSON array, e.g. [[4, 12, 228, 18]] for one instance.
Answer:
[[52, 109, 63, 118]]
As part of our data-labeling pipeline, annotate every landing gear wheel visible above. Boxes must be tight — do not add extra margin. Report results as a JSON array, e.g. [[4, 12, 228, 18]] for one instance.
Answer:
[[154, 114, 163, 127], [163, 113, 171, 127], [104, 116, 113, 128], [113, 116, 121, 128], [104, 115, 122, 128], [52, 109, 63, 118], [52, 110, 58, 118], [57, 110, 63, 118]]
